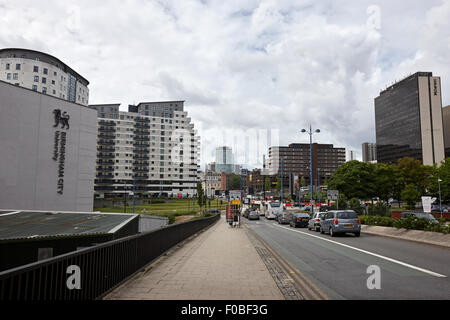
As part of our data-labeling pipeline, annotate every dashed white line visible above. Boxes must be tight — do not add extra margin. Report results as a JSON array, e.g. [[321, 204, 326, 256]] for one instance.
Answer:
[[270, 223, 446, 278], [0, 211, 21, 217]]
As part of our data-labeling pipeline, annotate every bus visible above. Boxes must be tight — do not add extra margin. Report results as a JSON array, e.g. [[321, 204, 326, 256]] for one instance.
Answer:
[[266, 201, 283, 219]]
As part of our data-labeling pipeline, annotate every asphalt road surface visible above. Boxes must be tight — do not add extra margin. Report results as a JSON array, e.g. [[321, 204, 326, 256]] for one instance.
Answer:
[[244, 217, 450, 299]]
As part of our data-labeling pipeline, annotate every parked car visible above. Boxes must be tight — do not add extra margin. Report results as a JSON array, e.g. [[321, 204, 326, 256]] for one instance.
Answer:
[[308, 212, 326, 232], [289, 212, 311, 228], [320, 210, 361, 237], [248, 210, 260, 220], [243, 208, 254, 219], [299, 206, 312, 212], [401, 212, 439, 224], [277, 212, 290, 224], [431, 205, 449, 213]]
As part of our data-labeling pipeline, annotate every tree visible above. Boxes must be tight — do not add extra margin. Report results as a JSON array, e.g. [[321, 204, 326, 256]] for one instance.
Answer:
[[197, 182, 204, 208], [401, 183, 421, 208], [328, 161, 376, 201], [229, 175, 241, 190], [276, 177, 282, 191], [265, 177, 271, 191], [396, 157, 433, 195], [374, 163, 402, 204]]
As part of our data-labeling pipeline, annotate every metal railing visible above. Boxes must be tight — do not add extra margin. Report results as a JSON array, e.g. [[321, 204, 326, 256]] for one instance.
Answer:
[[0, 214, 220, 300]]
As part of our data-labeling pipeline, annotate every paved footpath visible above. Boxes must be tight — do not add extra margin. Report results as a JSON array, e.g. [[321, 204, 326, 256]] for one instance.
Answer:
[[104, 215, 284, 300]]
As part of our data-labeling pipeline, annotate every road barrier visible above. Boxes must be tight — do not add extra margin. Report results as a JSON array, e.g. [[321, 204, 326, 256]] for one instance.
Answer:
[[0, 213, 220, 300]]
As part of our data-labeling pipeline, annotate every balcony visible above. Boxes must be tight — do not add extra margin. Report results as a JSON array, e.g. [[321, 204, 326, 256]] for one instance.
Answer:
[[98, 127, 116, 132], [98, 133, 115, 139], [135, 174, 149, 179], [98, 140, 115, 145], [96, 173, 114, 179], [133, 149, 149, 154], [133, 142, 150, 147], [135, 117, 150, 123], [133, 168, 148, 173], [133, 161, 149, 166], [96, 166, 114, 172], [134, 123, 150, 129], [133, 155, 150, 160], [99, 120, 116, 126], [97, 160, 114, 165], [97, 146, 115, 152], [97, 153, 115, 159], [134, 129, 150, 135], [134, 137, 150, 142]]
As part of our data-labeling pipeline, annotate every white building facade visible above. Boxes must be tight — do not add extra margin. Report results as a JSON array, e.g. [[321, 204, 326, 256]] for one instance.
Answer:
[[91, 101, 200, 198], [0, 48, 89, 106]]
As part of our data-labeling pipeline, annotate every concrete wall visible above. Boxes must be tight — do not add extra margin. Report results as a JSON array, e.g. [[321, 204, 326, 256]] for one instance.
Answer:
[[0, 80, 97, 211]]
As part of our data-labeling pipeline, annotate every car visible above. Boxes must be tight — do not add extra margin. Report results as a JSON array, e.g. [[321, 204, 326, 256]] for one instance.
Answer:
[[299, 206, 312, 212], [320, 210, 361, 237], [308, 212, 326, 232], [431, 205, 449, 213], [289, 212, 311, 228], [242, 208, 254, 219], [277, 212, 290, 224], [401, 212, 440, 224], [248, 210, 260, 220]]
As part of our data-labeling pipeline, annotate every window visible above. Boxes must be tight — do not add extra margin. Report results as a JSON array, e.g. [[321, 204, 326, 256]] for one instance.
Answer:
[[6, 73, 11, 80], [16, 64, 21, 70], [42, 77, 46, 84], [33, 66, 39, 72], [52, 90, 56, 94], [43, 68, 48, 75], [54, 71, 57, 76], [42, 87, 47, 94], [6, 63, 10, 70], [32, 85, 37, 91], [51, 80, 55, 85], [34, 76, 39, 82]]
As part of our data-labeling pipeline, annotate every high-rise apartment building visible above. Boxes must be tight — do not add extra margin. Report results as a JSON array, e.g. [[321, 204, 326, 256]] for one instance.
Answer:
[[375, 72, 445, 165], [362, 142, 377, 162], [268, 143, 346, 186], [442, 105, 450, 158], [0, 48, 89, 106], [91, 101, 200, 198], [346, 150, 357, 162], [215, 146, 234, 174]]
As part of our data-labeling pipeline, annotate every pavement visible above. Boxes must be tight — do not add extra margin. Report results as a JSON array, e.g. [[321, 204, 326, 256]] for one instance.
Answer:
[[104, 214, 284, 300], [361, 225, 450, 248]]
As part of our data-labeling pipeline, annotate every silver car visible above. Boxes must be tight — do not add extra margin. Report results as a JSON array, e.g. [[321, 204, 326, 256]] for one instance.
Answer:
[[320, 210, 361, 237], [308, 212, 326, 232]]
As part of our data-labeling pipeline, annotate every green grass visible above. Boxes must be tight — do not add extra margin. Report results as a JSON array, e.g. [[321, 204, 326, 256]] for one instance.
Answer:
[[95, 199, 227, 224]]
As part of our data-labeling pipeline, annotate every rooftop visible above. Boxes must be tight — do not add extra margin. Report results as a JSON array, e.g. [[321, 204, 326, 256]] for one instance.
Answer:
[[0, 210, 138, 241]]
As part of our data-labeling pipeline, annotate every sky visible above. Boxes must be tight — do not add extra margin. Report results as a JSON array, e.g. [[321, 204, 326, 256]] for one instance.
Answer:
[[1, 0, 450, 169]]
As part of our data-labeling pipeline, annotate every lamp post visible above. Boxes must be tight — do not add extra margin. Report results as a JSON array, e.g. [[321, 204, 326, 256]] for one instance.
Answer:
[[301, 125, 320, 213], [281, 158, 284, 204], [438, 178, 442, 219], [317, 168, 321, 210]]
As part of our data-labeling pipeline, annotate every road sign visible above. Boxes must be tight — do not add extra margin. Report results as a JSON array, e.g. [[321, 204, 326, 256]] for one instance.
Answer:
[[422, 196, 432, 213], [229, 190, 241, 201], [327, 190, 339, 200]]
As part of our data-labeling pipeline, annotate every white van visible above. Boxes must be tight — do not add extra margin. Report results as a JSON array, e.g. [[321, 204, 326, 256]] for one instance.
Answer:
[[266, 201, 283, 219]]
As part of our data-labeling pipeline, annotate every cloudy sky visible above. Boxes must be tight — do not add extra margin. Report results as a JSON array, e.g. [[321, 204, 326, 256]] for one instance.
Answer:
[[1, 0, 450, 169]]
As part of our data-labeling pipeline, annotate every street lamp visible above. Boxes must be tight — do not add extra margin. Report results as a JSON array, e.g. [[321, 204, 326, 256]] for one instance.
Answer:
[[438, 178, 443, 219], [301, 125, 320, 213], [281, 157, 284, 204]]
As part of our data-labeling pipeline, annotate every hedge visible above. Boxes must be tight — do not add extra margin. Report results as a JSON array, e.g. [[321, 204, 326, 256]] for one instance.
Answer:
[[360, 215, 450, 234]]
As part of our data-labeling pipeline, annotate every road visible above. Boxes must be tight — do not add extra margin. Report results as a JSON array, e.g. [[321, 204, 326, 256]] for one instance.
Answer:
[[243, 216, 450, 299]]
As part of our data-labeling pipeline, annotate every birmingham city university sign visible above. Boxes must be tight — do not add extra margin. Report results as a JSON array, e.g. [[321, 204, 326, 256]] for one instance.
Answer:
[[52, 109, 70, 195]]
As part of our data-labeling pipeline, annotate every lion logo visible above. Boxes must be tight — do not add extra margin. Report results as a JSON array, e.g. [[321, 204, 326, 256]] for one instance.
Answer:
[[53, 109, 70, 129]]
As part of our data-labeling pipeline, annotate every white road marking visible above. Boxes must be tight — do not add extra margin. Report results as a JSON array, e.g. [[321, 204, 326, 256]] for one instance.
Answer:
[[271, 223, 447, 278], [0, 211, 21, 217]]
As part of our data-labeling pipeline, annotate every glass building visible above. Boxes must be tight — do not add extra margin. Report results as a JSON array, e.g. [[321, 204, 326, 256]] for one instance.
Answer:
[[375, 72, 445, 165]]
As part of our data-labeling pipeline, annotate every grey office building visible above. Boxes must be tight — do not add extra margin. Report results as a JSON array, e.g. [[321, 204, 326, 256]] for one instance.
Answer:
[[0, 80, 97, 211], [375, 72, 445, 165], [362, 142, 377, 162]]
